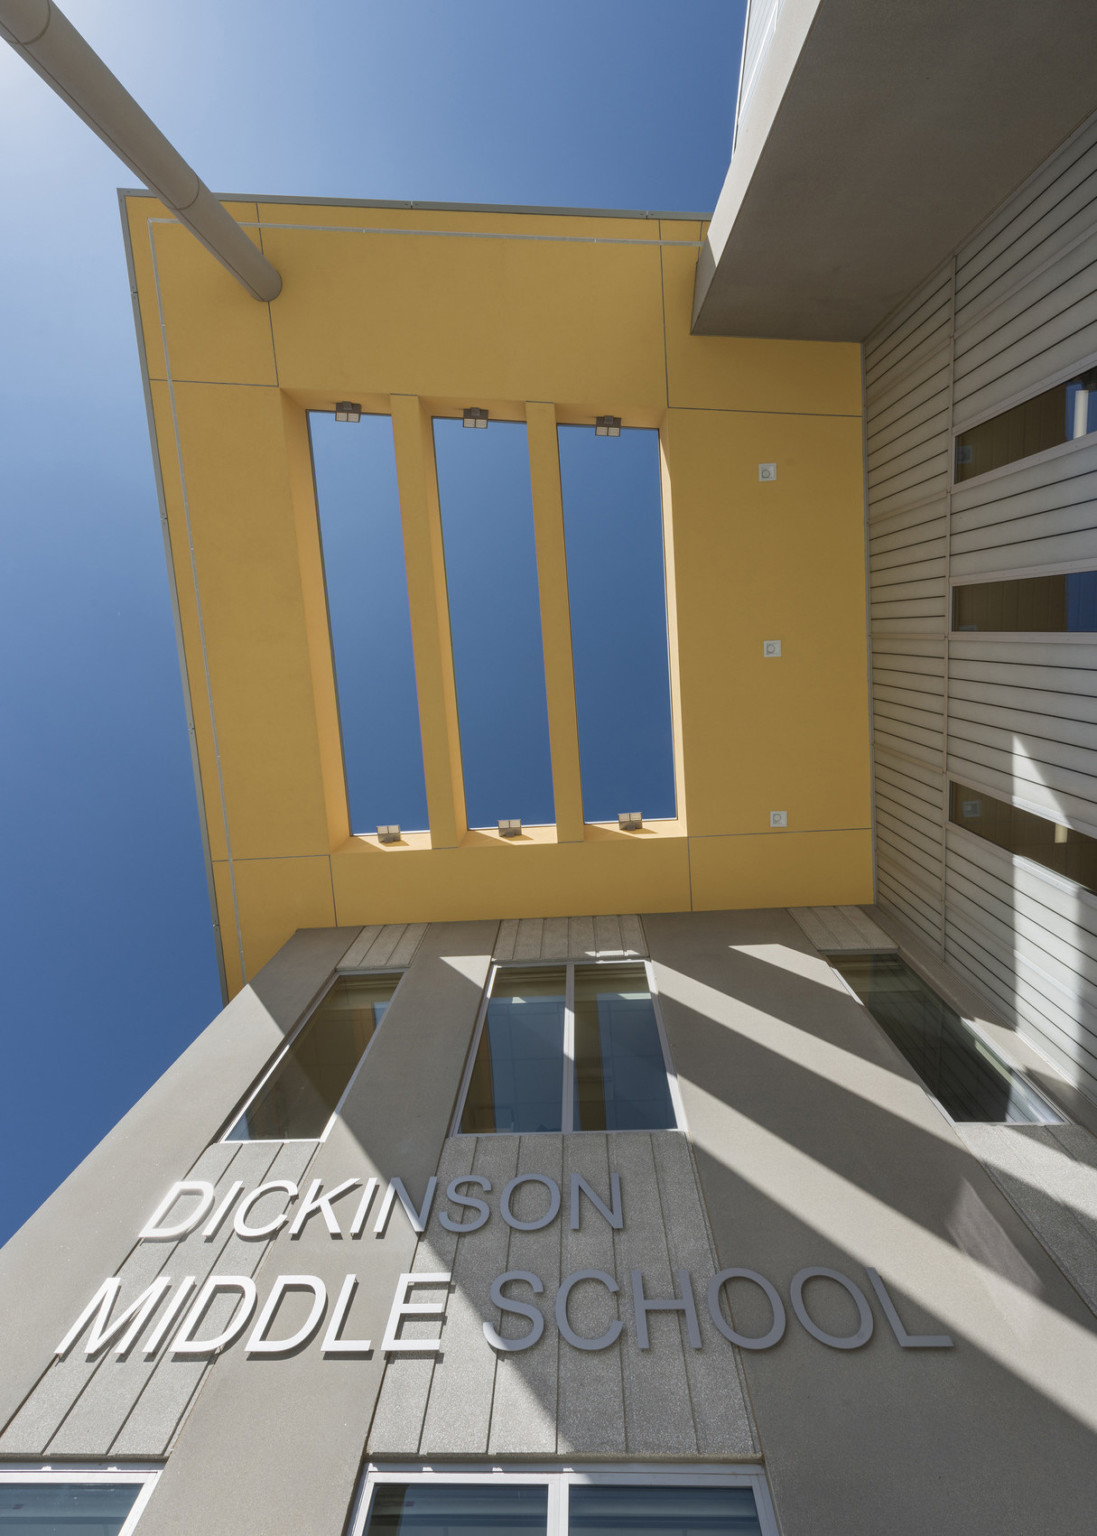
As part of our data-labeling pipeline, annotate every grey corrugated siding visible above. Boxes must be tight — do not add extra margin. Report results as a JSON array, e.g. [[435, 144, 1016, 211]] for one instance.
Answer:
[[866, 108, 1097, 1103]]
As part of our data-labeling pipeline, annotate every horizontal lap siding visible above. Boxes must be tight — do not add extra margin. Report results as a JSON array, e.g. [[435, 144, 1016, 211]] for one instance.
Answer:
[[866, 266, 953, 949], [867, 108, 1097, 1107]]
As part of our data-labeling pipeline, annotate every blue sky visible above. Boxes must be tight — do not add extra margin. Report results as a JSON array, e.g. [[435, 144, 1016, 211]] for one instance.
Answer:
[[0, 0, 746, 1246]]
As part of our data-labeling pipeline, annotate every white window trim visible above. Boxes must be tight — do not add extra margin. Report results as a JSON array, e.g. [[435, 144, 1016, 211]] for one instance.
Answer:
[[0, 1465, 160, 1535], [347, 1463, 778, 1536], [451, 958, 688, 1137], [216, 968, 408, 1146], [827, 952, 1064, 1129]]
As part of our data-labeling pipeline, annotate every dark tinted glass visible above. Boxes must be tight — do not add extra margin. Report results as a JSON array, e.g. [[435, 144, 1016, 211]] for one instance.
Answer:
[[365, 1483, 547, 1536], [558, 425, 675, 822], [573, 965, 675, 1131], [569, 1485, 763, 1536], [953, 571, 1097, 631], [461, 968, 566, 1133], [955, 369, 1097, 481], [832, 953, 1054, 1123], [227, 974, 398, 1140], [434, 417, 554, 828], [311, 412, 428, 832], [950, 780, 1097, 897], [0, 1482, 141, 1534]]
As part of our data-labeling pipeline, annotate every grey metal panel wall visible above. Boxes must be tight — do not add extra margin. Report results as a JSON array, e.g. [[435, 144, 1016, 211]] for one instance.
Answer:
[[865, 264, 953, 949], [866, 107, 1097, 1104]]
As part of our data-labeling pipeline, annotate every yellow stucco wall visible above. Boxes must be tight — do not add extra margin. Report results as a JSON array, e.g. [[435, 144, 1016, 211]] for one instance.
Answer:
[[124, 195, 872, 992]]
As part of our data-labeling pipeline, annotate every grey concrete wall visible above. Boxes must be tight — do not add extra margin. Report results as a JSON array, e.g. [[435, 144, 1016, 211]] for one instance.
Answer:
[[0, 925, 358, 1434], [124, 919, 496, 1536], [645, 907, 1097, 1536]]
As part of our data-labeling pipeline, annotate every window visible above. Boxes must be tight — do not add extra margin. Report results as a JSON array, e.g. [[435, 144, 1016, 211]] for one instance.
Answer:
[[950, 780, 1097, 899], [434, 417, 555, 829], [558, 424, 675, 824], [0, 1469, 157, 1535], [955, 366, 1097, 482], [311, 411, 428, 834], [348, 1468, 777, 1536], [456, 963, 680, 1134], [224, 973, 400, 1141], [831, 953, 1059, 1125], [952, 570, 1097, 632]]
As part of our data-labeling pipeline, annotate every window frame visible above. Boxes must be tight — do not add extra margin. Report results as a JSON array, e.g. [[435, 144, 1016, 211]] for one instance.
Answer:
[[450, 958, 687, 1137], [0, 1464, 160, 1534], [215, 967, 408, 1146], [827, 949, 1065, 1129], [346, 1462, 779, 1536]]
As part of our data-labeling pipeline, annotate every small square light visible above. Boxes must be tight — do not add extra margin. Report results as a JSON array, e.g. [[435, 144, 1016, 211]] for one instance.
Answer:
[[769, 811, 788, 829], [377, 824, 401, 843], [498, 818, 522, 838], [763, 639, 782, 658], [595, 415, 622, 437], [463, 407, 489, 429], [335, 401, 362, 423], [758, 462, 777, 481], [618, 811, 643, 831]]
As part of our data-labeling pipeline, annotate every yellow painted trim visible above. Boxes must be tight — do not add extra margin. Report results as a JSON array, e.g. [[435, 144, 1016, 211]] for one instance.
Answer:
[[659, 431, 688, 830], [283, 396, 351, 850], [526, 401, 584, 841]]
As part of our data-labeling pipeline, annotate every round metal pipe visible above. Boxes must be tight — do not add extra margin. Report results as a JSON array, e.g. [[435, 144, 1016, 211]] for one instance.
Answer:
[[0, 0, 282, 301]]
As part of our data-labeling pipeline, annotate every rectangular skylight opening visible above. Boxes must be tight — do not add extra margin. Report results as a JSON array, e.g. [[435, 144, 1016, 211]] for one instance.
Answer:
[[433, 417, 555, 831], [310, 411, 429, 834], [558, 423, 676, 824]]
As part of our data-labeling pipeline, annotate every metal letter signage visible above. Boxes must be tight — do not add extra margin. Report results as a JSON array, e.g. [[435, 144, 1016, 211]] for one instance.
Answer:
[[58, 1168, 953, 1361]]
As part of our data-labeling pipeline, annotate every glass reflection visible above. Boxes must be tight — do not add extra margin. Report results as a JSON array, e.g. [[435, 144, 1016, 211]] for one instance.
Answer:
[[569, 1485, 763, 1536], [461, 968, 566, 1133], [955, 368, 1097, 482], [0, 1482, 141, 1535], [950, 780, 1097, 898], [832, 953, 1055, 1124], [573, 965, 675, 1131], [953, 570, 1097, 632], [365, 1483, 548, 1536], [226, 974, 398, 1141]]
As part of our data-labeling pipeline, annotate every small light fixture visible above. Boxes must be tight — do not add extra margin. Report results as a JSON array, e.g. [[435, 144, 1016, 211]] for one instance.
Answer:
[[498, 818, 522, 838], [618, 811, 643, 831], [335, 401, 362, 423], [763, 639, 782, 658], [595, 415, 621, 437], [758, 461, 777, 481], [769, 811, 788, 829], [463, 407, 489, 429], [377, 824, 401, 843]]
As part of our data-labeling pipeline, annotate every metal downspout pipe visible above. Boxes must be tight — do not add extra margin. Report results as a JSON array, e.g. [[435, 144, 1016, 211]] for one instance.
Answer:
[[0, 0, 282, 301]]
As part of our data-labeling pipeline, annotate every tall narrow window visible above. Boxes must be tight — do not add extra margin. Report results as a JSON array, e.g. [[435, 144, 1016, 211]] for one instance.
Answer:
[[225, 973, 399, 1141], [458, 963, 679, 1134], [558, 425, 675, 823], [311, 412, 428, 833], [460, 967, 567, 1134], [434, 418, 554, 829], [832, 953, 1058, 1124], [572, 964, 676, 1130]]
